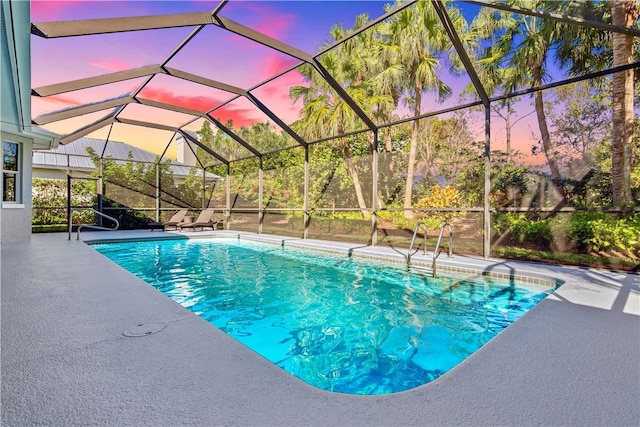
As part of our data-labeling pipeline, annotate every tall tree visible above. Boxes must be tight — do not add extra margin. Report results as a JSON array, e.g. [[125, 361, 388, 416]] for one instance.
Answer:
[[379, 0, 455, 218], [291, 15, 392, 218], [611, 0, 640, 206], [486, 2, 564, 201], [471, 7, 520, 159], [555, 0, 639, 207]]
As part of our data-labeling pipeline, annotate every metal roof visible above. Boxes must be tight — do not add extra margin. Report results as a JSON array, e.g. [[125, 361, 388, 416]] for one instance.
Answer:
[[33, 137, 221, 180]]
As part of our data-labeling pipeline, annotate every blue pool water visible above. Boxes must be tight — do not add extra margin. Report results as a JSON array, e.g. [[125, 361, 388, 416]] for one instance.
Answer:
[[92, 237, 554, 395]]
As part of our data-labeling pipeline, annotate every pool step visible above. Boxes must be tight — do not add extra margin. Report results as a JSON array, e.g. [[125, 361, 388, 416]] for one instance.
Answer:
[[409, 265, 435, 277]]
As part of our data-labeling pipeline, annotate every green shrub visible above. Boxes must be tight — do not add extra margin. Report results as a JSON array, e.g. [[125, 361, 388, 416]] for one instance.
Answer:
[[415, 185, 465, 227], [493, 213, 553, 247], [568, 212, 640, 255], [32, 224, 68, 233], [101, 199, 154, 230]]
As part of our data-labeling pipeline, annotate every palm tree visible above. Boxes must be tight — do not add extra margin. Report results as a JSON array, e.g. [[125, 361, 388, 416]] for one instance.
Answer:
[[611, 0, 639, 206], [291, 15, 393, 218], [471, 7, 542, 161], [378, 0, 454, 218], [483, 1, 564, 201], [555, 0, 639, 207]]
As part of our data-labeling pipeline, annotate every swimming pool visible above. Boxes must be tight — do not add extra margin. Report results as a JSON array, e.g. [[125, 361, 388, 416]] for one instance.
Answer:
[[92, 237, 556, 395]]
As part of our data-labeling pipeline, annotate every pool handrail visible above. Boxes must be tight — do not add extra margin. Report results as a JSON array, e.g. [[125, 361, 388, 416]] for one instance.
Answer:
[[407, 221, 429, 265], [68, 208, 120, 240], [432, 223, 453, 277]]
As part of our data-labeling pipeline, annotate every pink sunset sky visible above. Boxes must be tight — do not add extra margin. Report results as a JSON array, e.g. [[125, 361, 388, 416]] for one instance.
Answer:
[[30, 0, 548, 163]]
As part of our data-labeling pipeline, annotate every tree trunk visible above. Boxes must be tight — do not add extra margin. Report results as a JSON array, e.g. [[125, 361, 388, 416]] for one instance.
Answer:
[[532, 65, 564, 201], [378, 128, 394, 206], [403, 88, 422, 219], [611, 0, 639, 207], [342, 137, 370, 218]]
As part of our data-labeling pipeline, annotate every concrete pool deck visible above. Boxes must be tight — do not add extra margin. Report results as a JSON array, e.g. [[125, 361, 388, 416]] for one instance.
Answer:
[[2, 230, 639, 426]]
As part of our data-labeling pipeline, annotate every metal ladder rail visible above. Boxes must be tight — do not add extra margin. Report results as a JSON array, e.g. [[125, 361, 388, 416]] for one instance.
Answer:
[[68, 208, 120, 240], [431, 223, 453, 277], [407, 221, 430, 265]]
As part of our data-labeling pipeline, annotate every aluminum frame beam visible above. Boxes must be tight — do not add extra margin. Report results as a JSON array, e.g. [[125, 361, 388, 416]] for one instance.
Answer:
[[60, 114, 115, 144], [214, 16, 314, 63], [32, 65, 163, 97], [136, 97, 208, 118], [115, 118, 177, 133], [31, 12, 216, 38], [164, 67, 247, 96], [312, 59, 378, 132], [432, 0, 489, 107], [205, 114, 263, 158], [244, 93, 308, 148], [178, 129, 229, 165], [463, 0, 640, 38], [33, 96, 133, 125]]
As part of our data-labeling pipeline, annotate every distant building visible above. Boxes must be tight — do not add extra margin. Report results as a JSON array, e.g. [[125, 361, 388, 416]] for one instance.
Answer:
[[32, 137, 221, 183]]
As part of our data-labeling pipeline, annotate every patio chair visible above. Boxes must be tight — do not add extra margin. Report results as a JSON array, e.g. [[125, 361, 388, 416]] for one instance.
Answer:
[[149, 209, 188, 231], [177, 208, 221, 232]]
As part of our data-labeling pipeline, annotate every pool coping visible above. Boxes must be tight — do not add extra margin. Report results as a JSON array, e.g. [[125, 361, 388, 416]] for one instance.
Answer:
[[2, 230, 639, 426], [85, 230, 561, 287]]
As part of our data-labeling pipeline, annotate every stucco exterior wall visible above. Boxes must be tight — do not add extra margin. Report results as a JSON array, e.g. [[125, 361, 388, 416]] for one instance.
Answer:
[[1, 133, 34, 243], [1, 1, 55, 243]]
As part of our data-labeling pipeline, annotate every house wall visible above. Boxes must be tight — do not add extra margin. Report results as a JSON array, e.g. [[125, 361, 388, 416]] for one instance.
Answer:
[[1, 132, 34, 243], [176, 135, 197, 167], [1, 1, 54, 243]]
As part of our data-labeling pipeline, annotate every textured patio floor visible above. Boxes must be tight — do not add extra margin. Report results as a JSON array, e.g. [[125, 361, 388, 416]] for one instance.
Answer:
[[2, 231, 638, 426]]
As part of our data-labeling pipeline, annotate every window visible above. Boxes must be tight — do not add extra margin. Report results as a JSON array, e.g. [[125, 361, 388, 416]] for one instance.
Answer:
[[3, 140, 21, 203]]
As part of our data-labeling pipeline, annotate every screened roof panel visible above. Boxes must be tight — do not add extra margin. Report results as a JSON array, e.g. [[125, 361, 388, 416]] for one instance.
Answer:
[[29, 0, 638, 164], [181, 117, 209, 135], [137, 75, 237, 113], [311, 2, 482, 126], [209, 96, 274, 131], [249, 69, 306, 127], [237, 123, 301, 154], [218, 0, 395, 55], [32, 77, 148, 118], [35, 110, 116, 137], [468, 5, 637, 98], [31, 28, 193, 87], [31, 0, 219, 21], [117, 104, 197, 129], [106, 123, 177, 158], [164, 24, 301, 90], [204, 131, 254, 163], [286, 63, 369, 140]]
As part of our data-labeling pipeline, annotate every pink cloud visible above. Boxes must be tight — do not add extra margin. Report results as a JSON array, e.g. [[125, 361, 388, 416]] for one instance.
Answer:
[[250, 68, 305, 124], [254, 70, 304, 102], [233, 2, 296, 40], [137, 87, 225, 113], [31, 1, 77, 21], [209, 107, 261, 130], [258, 56, 301, 78], [90, 59, 131, 72], [253, 13, 296, 41], [45, 94, 83, 107], [221, 3, 296, 48]]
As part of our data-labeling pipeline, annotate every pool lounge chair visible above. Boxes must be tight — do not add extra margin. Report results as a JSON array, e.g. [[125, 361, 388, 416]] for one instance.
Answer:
[[149, 209, 188, 231], [177, 209, 220, 232]]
